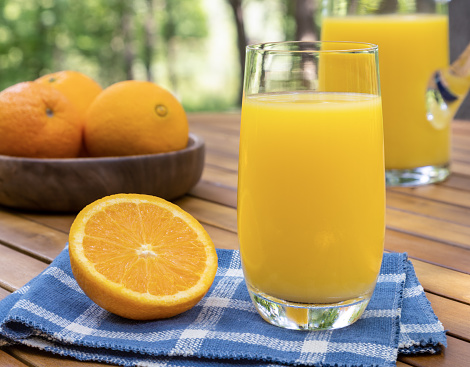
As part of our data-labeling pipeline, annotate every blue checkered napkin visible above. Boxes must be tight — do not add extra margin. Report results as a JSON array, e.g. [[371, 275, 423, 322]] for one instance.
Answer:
[[0, 248, 446, 367]]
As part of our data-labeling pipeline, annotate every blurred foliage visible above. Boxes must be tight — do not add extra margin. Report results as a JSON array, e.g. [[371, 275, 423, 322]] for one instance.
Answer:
[[0, 0, 315, 111], [0, 0, 212, 109]]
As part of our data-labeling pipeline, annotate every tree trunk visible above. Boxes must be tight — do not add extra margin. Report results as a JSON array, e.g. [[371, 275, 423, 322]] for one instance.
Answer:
[[121, 1, 134, 80], [295, 0, 317, 41], [143, 0, 156, 82], [33, 3, 47, 78], [164, 0, 178, 94], [227, 0, 247, 106]]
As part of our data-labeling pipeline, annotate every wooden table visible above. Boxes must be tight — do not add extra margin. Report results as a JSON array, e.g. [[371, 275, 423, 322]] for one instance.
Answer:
[[0, 113, 469, 366]]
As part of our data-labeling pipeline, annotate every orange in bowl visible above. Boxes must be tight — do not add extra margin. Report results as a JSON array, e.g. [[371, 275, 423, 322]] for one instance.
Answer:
[[36, 70, 103, 157], [0, 81, 82, 158], [84, 80, 189, 157], [35, 70, 103, 117]]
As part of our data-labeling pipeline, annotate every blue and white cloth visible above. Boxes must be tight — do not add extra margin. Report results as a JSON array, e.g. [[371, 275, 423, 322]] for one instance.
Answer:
[[0, 247, 446, 367]]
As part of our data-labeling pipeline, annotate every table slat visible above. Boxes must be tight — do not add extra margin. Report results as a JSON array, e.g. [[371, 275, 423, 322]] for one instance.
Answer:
[[0, 244, 48, 292]]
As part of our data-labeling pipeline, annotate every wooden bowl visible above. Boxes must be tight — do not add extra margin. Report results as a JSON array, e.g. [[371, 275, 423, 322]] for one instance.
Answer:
[[0, 133, 204, 212]]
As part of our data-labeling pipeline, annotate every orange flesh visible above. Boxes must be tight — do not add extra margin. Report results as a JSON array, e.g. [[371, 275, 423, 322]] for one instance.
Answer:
[[81, 202, 207, 296]]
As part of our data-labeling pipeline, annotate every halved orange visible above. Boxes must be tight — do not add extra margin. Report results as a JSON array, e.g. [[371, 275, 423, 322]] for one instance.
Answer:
[[68, 194, 218, 320]]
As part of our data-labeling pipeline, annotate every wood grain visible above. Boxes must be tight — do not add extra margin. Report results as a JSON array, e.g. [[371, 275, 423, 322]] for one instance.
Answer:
[[412, 259, 470, 304], [0, 210, 68, 262], [0, 350, 29, 367], [386, 208, 470, 249], [390, 185, 470, 208], [427, 293, 470, 341], [385, 229, 470, 275], [0, 244, 47, 292], [0, 287, 10, 301]]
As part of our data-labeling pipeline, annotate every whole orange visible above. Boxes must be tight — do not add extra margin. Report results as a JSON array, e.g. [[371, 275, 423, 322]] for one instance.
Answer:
[[0, 82, 82, 158], [84, 80, 189, 157], [35, 70, 103, 117]]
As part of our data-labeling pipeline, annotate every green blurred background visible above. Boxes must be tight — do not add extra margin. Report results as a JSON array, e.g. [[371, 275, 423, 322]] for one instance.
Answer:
[[0, 0, 469, 117]]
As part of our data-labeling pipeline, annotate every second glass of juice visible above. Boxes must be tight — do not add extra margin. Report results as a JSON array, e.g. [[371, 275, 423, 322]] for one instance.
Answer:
[[321, 0, 450, 186], [238, 41, 385, 330]]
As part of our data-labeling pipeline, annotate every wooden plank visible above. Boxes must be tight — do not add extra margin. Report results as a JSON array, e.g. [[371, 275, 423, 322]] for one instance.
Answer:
[[13, 211, 75, 234], [175, 196, 237, 233], [412, 259, 470, 304], [453, 130, 470, 148], [386, 190, 470, 226], [451, 160, 470, 176], [452, 148, 470, 164], [0, 210, 67, 263], [0, 350, 29, 367], [200, 165, 238, 189], [399, 336, 469, 367], [193, 126, 240, 151], [385, 229, 470, 275], [441, 173, 470, 191], [0, 286, 10, 301], [188, 113, 241, 135], [0, 244, 47, 292], [190, 180, 237, 209], [453, 135, 470, 150], [205, 150, 239, 172], [389, 185, 470, 208], [427, 293, 470, 341], [386, 208, 470, 250], [453, 120, 470, 134], [201, 137, 239, 160]]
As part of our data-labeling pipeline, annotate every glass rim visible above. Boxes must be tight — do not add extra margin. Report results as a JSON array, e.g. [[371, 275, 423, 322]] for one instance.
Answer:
[[246, 40, 378, 54]]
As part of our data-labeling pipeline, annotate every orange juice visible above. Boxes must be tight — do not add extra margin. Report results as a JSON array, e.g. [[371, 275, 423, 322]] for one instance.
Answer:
[[237, 92, 385, 303], [322, 14, 449, 169]]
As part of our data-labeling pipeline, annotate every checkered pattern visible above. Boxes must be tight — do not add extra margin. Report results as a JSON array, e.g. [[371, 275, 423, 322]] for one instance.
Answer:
[[0, 247, 446, 367]]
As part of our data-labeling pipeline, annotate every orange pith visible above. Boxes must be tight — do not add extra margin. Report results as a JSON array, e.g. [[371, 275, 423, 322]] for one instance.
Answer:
[[69, 194, 218, 320]]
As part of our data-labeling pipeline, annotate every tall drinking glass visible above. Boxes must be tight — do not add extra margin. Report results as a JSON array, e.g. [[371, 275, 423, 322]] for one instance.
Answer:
[[321, 0, 450, 186], [237, 41, 385, 330]]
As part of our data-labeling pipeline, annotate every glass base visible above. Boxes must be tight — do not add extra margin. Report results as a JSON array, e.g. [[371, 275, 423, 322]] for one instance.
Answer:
[[385, 163, 450, 187], [247, 285, 372, 331]]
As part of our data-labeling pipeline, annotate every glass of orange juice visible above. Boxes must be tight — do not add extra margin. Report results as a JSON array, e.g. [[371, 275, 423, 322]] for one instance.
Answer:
[[321, 0, 450, 186], [238, 41, 385, 330]]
